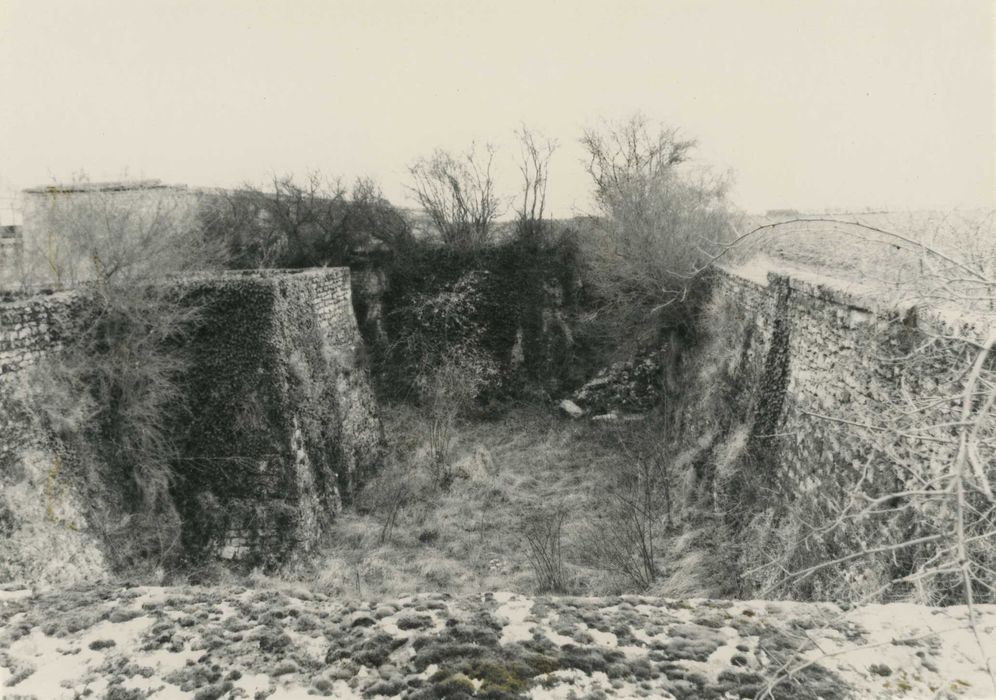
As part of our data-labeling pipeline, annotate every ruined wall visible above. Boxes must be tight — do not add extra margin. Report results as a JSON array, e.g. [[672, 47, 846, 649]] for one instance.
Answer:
[[172, 268, 382, 567], [0, 289, 85, 465], [362, 241, 586, 398], [707, 265, 990, 501], [0, 268, 382, 583], [688, 263, 994, 598], [0, 289, 82, 373], [0, 289, 106, 585]]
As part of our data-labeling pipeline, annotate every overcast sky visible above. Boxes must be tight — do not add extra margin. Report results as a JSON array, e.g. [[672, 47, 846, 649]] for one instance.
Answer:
[[1, 0, 993, 219]]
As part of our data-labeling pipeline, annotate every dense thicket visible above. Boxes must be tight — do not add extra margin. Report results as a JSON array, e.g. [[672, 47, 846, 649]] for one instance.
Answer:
[[199, 174, 412, 269], [376, 227, 589, 401]]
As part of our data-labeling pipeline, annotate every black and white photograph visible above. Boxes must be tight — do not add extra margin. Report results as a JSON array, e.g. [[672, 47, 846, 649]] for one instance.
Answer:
[[1, 1, 994, 697]]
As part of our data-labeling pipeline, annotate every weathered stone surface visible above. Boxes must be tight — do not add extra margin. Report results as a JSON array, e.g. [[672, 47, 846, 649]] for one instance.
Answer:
[[703, 263, 994, 512], [573, 350, 665, 414]]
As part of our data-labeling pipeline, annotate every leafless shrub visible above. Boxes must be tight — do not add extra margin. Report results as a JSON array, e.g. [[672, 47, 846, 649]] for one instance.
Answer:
[[583, 423, 674, 590], [408, 143, 503, 251], [358, 456, 416, 544], [522, 504, 569, 593], [417, 346, 499, 485], [579, 114, 737, 349], [514, 125, 557, 242]]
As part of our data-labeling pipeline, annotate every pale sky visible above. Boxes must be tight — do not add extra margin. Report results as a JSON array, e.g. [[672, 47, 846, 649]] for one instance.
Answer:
[[1, 0, 993, 220]]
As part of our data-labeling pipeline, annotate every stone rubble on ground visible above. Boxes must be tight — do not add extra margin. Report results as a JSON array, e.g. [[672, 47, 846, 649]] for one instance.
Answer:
[[557, 399, 585, 419]]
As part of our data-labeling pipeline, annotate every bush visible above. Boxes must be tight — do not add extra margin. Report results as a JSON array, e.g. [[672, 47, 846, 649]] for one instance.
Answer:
[[582, 421, 674, 590], [356, 455, 415, 544], [199, 173, 412, 269], [579, 114, 737, 352], [417, 346, 499, 485], [521, 504, 569, 593]]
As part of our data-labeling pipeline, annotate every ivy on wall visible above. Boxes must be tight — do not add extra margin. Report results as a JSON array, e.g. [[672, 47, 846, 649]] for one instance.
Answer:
[[170, 271, 381, 569], [371, 235, 588, 399]]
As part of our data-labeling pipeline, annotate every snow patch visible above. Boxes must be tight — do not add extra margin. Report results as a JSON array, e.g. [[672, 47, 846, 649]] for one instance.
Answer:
[[494, 591, 535, 645]]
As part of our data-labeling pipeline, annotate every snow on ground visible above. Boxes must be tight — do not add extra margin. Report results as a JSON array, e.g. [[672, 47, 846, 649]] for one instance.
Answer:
[[807, 602, 996, 699], [2, 585, 995, 698]]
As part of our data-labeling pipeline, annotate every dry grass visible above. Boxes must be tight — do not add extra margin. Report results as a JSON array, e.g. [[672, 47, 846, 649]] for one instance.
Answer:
[[304, 404, 725, 599]]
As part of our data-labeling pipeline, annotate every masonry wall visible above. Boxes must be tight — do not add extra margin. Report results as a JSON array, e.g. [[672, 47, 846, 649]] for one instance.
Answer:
[[0, 290, 81, 373], [171, 268, 383, 567], [0, 268, 383, 583], [0, 290, 84, 466], [708, 266, 991, 501], [688, 264, 994, 598], [0, 289, 105, 585]]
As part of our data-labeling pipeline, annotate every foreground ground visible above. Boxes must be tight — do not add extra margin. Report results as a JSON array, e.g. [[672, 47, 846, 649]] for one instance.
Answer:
[[2, 584, 995, 699], [309, 404, 730, 601]]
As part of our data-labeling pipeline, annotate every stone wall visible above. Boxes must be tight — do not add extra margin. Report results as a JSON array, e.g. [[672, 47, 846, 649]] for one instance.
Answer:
[[170, 268, 383, 567], [0, 290, 84, 467], [0, 289, 82, 375], [0, 289, 106, 585], [708, 264, 990, 501], [691, 262, 994, 597], [0, 268, 383, 583]]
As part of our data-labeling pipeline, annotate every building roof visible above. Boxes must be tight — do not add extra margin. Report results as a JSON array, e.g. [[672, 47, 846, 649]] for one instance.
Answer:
[[22, 179, 184, 195]]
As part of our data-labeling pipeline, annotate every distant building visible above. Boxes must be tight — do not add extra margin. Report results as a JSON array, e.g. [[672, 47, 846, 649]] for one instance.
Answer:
[[17, 179, 208, 287], [0, 226, 22, 288]]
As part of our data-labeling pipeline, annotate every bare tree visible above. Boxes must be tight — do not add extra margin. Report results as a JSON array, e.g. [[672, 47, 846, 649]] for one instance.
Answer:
[[200, 172, 410, 268], [579, 114, 736, 347], [408, 143, 503, 251], [514, 125, 558, 241], [581, 114, 696, 210], [200, 172, 351, 268], [347, 177, 415, 252]]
